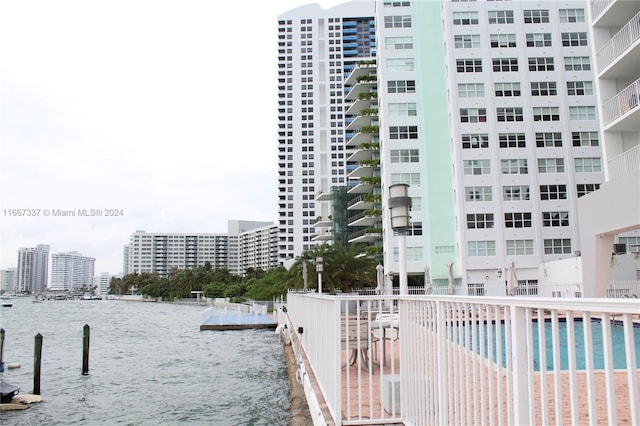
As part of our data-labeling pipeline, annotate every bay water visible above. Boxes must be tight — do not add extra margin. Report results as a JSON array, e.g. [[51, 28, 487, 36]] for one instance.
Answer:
[[0, 297, 289, 425]]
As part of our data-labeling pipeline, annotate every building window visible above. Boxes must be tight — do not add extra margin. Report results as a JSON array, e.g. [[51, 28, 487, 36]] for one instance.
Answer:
[[490, 34, 517, 48], [386, 58, 414, 71], [543, 211, 570, 227], [569, 106, 596, 120], [524, 9, 549, 23], [468, 241, 496, 257], [497, 107, 524, 122], [544, 238, 572, 254], [531, 81, 557, 96], [465, 186, 492, 201], [464, 159, 491, 175], [462, 134, 489, 149], [467, 213, 494, 229], [574, 157, 602, 172], [567, 81, 593, 96], [460, 108, 487, 123], [383, 1, 410, 7], [618, 237, 640, 253], [562, 32, 588, 47], [559, 9, 585, 23], [385, 36, 413, 50], [576, 183, 600, 197], [572, 131, 599, 146], [391, 172, 420, 185], [536, 132, 562, 147], [499, 133, 526, 148], [529, 57, 554, 71], [501, 159, 528, 174], [503, 185, 530, 201], [505, 212, 532, 228], [506, 239, 534, 255], [468, 283, 485, 296], [384, 15, 412, 28], [538, 158, 565, 173], [533, 107, 560, 121], [388, 103, 417, 116], [457, 58, 483, 72], [454, 34, 481, 48], [388, 80, 416, 93], [540, 184, 567, 200], [495, 82, 521, 97], [492, 58, 518, 72], [488, 10, 514, 24], [526, 33, 552, 47], [390, 149, 419, 163], [452, 11, 478, 25], [564, 56, 590, 71], [458, 83, 485, 97], [389, 126, 418, 139]]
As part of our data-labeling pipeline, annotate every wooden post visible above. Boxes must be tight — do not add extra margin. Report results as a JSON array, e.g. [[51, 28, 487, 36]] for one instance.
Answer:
[[0, 328, 5, 372], [33, 333, 43, 395], [82, 324, 90, 375]]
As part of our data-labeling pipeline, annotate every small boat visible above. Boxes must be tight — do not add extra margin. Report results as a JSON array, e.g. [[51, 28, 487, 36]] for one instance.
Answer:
[[0, 381, 20, 403], [1, 303, 12, 308]]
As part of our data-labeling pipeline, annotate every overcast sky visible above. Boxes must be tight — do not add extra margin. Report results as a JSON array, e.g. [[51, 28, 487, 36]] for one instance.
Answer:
[[0, 0, 347, 275]]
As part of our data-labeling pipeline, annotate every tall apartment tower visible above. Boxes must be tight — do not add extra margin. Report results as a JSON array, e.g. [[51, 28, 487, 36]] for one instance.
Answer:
[[282, 1, 605, 296], [16, 244, 50, 292], [277, 2, 377, 265], [578, 1, 640, 296], [50, 251, 96, 291], [0, 268, 17, 293]]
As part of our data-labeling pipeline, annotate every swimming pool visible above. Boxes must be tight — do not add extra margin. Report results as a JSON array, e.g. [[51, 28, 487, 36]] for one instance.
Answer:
[[461, 318, 640, 371]]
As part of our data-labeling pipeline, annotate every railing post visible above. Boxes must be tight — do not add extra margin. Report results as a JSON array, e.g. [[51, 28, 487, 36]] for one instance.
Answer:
[[436, 300, 448, 424], [510, 305, 530, 424]]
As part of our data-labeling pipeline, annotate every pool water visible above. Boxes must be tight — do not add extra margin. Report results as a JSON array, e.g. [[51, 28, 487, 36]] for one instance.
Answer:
[[463, 318, 640, 371]]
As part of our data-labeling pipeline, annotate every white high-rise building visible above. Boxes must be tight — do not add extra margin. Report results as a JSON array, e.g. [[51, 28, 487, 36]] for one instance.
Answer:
[[16, 244, 50, 292], [1, 268, 17, 293], [281, 0, 605, 296], [277, 3, 377, 265], [95, 272, 116, 295], [50, 251, 96, 291], [124, 221, 279, 278], [579, 0, 640, 296]]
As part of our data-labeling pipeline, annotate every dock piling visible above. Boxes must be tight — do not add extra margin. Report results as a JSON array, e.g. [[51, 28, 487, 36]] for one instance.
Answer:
[[82, 324, 90, 375], [33, 333, 43, 395], [1, 328, 5, 372]]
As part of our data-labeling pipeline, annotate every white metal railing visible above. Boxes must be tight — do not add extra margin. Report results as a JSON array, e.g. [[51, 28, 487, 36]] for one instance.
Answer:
[[590, 0, 613, 22], [285, 293, 640, 425], [608, 144, 640, 181], [596, 11, 640, 72], [603, 78, 640, 125]]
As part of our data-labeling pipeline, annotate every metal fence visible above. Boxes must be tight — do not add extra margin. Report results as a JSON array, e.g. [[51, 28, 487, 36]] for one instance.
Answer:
[[285, 293, 640, 425]]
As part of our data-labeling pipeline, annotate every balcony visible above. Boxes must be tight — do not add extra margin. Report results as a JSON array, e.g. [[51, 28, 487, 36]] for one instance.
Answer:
[[348, 210, 381, 227], [608, 144, 640, 180], [591, 0, 640, 28], [602, 78, 640, 128], [596, 11, 640, 77], [348, 228, 382, 243]]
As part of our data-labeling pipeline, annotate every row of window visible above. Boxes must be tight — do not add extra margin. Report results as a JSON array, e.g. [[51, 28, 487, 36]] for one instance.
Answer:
[[454, 33, 587, 49], [459, 81, 593, 97], [462, 131, 599, 149], [462, 158, 602, 174], [457, 56, 591, 73], [465, 184, 601, 202], [468, 239, 573, 256], [452, 9, 585, 26], [386, 56, 591, 73], [467, 211, 570, 228], [459, 106, 596, 123]]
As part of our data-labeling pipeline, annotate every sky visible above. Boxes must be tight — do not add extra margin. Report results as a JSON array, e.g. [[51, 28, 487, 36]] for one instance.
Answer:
[[0, 0, 348, 275]]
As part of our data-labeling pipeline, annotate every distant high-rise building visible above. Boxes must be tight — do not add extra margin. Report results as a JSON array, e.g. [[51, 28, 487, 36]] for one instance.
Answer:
[[50, 251, 96, 291], [17, 244, 50, 292], [579, 0, 640, 296], [124, 221, 279, 278], [0, 268, 17, 293], [95, 272, 117, 295]]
